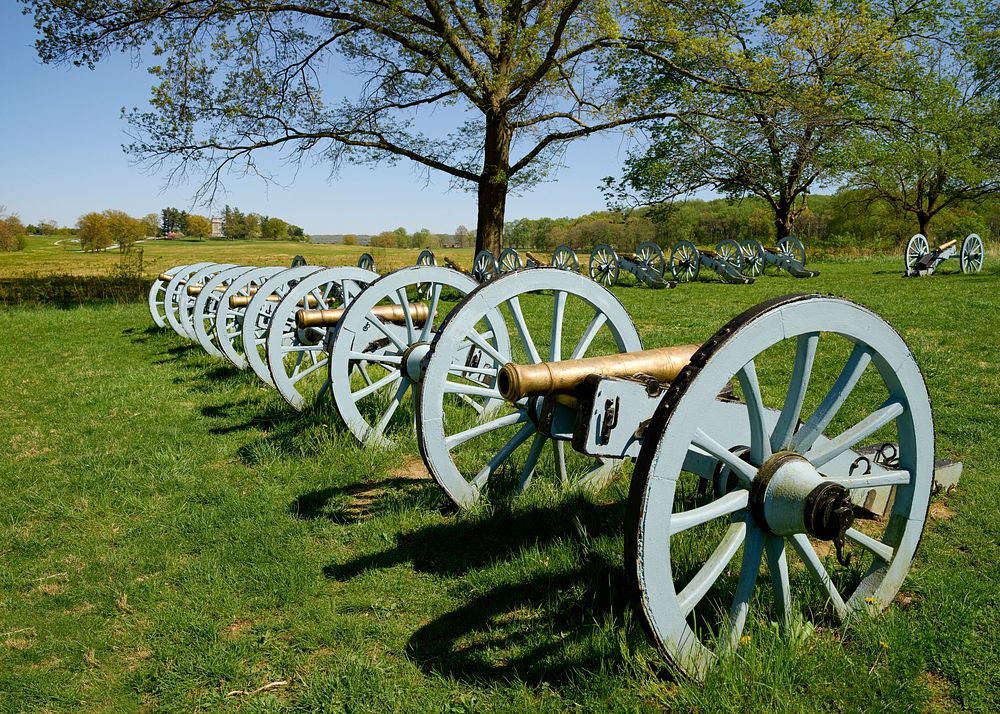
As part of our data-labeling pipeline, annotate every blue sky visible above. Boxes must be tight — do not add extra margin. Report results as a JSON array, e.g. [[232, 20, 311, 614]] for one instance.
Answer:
[[0, 4, 651, 235]]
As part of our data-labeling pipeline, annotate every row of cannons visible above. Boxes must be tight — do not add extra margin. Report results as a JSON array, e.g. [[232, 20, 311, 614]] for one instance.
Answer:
[[357, 236, 817, 290], [151, 257, 947, 680], [904, 233, 985, 276]]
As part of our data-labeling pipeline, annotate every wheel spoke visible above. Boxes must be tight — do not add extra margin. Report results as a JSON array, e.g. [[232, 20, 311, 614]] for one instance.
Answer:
[[771, 333, 819, 451], [517, 432, 547, 491], [791, 343, 872, 452], [550, 290, 566, 361], [553, 440, 568, 485], [670, 490, 749, 535], [737, 360, 772, 464], [845, 527, 895, 562], [290, 358, 327, 384], [764, 535, 790, 626], [445, 410, 529, 450], [691, 429, 757, 485], [677, 521, 747, 617], [365, 313, 408, 351], [419, 283, 442, 342], [569, 311, 608, 360], [464, 329, 511, 366], [788, 533, 847, 618], [723, 521, 764, 653], [507, 296, 542, 364], [371, 378, 410, 438], [805, 398, 904, 467], [348, 350, 403, 366], [471, 421, 536, 490], [831, 470, 911, 489], [396, 288, 416, 343], [352, 370, 401, 403], [443, 381, 502, 399]]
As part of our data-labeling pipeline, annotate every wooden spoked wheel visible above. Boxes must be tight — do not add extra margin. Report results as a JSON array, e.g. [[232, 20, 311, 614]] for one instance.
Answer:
[[148, 263, 189, 328], [192, 265, 256, 356], [551, 245, 579, 272], [498, 247, 523, 274], [960, 234, 984, 274], [328, 266, 509, 446], [266, 266, 380, 411], [715, 239, 743, 271], [904, 234, 928, 271], [627, 294, 933, 680], [417, 269, 642, 508], [777, 236, 806, 265], [588, 244, 620, 287], [242, 266, 324, 386], [669, 241, 700, 282], [472, 250, 499, 282], [162, 262, 215, 337], [636, 241, 667, 279], [739, 240, 765, 277], [215, 267, 286, 369]]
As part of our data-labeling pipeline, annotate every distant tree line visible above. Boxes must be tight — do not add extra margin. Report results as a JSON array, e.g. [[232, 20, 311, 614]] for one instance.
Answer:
[[505, 190, 1000, 256]]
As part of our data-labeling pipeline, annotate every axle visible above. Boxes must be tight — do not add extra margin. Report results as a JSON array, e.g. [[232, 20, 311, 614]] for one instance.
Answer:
[[497, 344, 700, 402]]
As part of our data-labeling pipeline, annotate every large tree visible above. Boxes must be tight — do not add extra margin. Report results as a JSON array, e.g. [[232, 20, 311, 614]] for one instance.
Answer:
[[605, 0, 917, 240], [841, 12, 1000, 238], [22, 0, 687, 253]]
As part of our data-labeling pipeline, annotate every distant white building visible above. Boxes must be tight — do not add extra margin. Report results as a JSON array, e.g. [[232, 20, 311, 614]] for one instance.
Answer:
[[211, 216, 223, 238]]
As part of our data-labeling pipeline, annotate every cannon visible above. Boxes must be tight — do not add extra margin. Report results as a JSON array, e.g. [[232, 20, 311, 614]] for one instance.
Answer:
[[413, 268, 937, 680], [904, 233, 984, 276], [357, 253, 376, 272], [471, 250, 500, 282], [669, 239, 753, 284], [494, 246, 579, 273], [589, 242, 673, 288], [738, 236, 819, 278]]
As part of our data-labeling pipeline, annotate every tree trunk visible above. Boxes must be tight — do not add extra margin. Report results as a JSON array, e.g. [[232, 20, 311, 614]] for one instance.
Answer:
[[475, 112, 512, 255], [774, 206, 794, 243], [917, 212, 931, 240]]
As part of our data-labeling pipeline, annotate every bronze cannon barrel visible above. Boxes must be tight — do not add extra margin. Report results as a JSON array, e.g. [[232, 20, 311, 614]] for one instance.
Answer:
[[937, 239, 957, 251], [228, 290, 313, 309], [296, 302, 431, 329], [158, 272, 176, 282], [186, 283, 204, 296], [497, 344, 701, 402]]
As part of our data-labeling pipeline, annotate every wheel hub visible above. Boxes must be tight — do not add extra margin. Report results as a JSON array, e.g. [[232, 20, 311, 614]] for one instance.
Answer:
[[401, 341, 431, 382], [749, 451, 854, 549]]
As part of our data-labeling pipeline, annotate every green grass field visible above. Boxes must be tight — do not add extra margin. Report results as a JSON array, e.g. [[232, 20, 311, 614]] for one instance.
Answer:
[[1, 252, 999, 712]]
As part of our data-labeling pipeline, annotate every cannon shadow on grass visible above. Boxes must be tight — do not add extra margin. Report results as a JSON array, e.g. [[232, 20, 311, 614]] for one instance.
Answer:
[[321, 496, 638, 685]]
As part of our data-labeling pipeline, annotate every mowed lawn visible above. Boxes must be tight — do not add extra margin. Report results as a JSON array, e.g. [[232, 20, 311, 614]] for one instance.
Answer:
[[1, 255, 998, 712]]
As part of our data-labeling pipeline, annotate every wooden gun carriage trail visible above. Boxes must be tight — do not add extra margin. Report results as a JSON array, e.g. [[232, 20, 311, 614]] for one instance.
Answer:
[[904, 233, 984, 277], [148, 257, 958, 681]]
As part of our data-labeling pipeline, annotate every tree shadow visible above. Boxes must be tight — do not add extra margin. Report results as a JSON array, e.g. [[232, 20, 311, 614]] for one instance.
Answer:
[[321, 495, 635, 684]]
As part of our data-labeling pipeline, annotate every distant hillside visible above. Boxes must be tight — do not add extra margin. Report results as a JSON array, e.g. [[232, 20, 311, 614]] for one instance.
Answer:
[[309, 234, 373, 245]]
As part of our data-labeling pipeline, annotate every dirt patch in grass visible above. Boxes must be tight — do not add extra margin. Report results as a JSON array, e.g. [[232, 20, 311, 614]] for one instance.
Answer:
[[919, 671, 958, 713], [928, 501, 955, 520], [391, 457, 431, 480]]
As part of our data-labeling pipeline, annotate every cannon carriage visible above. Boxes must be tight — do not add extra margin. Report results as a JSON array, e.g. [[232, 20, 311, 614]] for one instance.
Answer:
[[495, 245, 579, 274], [738, 236, 820, 278], [904, 233, 984, 276], [411, 269, 936, 679], [668, 239, 753, 284], [589, 242, 674, 288]]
